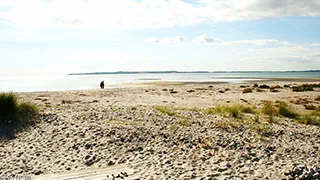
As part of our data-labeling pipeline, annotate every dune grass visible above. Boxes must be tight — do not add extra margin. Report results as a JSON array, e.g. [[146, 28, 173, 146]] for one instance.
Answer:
[[297, 111, 320, 126], [154, 105, 176, 116], [0, 92, 39, 134], [178, 119, 193, 126], [262, 101, 279, 123], [277, 101, 299, 119], [250, 123, 273, 136], [206, 104, 256, 118]]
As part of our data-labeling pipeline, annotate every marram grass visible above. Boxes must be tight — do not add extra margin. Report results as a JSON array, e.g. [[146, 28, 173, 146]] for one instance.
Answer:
[[0, 92, 39, 132]]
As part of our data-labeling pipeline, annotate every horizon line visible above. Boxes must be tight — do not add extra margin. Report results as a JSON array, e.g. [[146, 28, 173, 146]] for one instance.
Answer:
[[68, 69, 320, 75]]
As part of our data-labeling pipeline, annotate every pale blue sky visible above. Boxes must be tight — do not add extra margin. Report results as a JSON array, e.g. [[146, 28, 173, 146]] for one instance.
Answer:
[[0, 0, 320, 76]]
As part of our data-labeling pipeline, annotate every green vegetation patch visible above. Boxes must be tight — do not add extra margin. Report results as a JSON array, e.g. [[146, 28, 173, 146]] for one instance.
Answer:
[[277, 101, 299, 119], [262, 101, 279, 123], [154, 105, 176, 116], [206, 104, 256, 118], [250, 123, 273, 136], [0, 92, 39, 135], [178, 119, 192, 126], [297, 111, 320, 126]]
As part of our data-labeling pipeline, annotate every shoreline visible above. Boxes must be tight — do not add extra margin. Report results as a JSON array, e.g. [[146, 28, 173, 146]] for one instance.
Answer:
[[3, 77, 320, 93]]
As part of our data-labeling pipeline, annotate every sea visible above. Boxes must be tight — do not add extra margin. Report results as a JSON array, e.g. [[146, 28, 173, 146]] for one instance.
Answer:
[[0, 71, 319, 92]]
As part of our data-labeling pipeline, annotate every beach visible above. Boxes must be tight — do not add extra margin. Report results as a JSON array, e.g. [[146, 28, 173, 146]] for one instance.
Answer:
[[1, 80, 320, 179]]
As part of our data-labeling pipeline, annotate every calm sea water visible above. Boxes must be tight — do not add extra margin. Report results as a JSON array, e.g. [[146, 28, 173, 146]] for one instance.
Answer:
[[0, 72, 319, 92]]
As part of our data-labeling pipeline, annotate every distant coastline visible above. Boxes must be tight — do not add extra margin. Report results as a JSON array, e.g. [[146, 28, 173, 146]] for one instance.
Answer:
[[68, 70, 320, 76]]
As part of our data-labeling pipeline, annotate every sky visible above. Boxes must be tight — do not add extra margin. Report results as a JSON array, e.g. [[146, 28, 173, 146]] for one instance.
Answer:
[[0, 0, 320, 76]]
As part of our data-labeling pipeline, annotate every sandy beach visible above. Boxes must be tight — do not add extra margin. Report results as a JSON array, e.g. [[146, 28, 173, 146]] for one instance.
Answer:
[[1, 80, 320, 179]]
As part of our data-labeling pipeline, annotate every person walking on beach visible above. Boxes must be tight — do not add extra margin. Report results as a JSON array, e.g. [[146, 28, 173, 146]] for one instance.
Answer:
[[100, 81, 104, 89]]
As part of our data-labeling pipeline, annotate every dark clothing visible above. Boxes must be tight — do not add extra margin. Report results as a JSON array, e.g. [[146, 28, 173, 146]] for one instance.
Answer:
[[100, 81, 104, 89]]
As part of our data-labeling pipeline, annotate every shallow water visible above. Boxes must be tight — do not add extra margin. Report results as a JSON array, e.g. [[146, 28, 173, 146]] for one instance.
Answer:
[[0, 71, 319, 92]]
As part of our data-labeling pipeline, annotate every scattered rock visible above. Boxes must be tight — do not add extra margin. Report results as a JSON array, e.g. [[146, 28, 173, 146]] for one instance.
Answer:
[[292, 84, 314, 92], [62, 100, 73, 104], [242, 88, 253, 93], [304, 104, 316, 110], [256, 88, 264, 92], [108, 160, 115, 166], [240, 98, 248, 103], [259, 84, 270, 89], [270, 88, 279, 92], [284, 165, 320, 180], [271, 85, 282, 89]]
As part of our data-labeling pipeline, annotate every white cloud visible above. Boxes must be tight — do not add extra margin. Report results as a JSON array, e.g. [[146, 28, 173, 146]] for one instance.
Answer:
[[193, 34, 289, 46], [0, 0, 319, 29], [194, 34, 223, 44], [145, 36, 186, 44], [306, 52, 320, 60], [198, 0, 320, 21], [224, 39, 289, 46]]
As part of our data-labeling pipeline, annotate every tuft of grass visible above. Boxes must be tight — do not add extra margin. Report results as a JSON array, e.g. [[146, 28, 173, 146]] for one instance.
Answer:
[[0, 92, 39, 134], [251, 113, 261, 123], [215, 120, 241, 129], [208, 104, 256, 118], [277, 101, 299, 119], [109, 119, 141, 126], [262, 101, 279, 123], [242, 106, 256, 114], [173, 107, 201, 112], [207, 104, 255, 118], [178, 119, 192, 126], [228, 105, 243, 118], [297, 111, 320, 126], [154, 105, 176, 116], [250, 123, 273, 136]]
